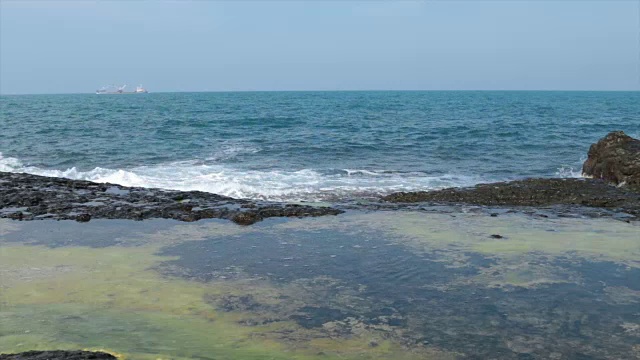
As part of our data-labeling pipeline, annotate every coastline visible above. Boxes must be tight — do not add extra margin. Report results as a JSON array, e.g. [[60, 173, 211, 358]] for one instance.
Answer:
[[1, 171, 639, 225], [1, 131, 639, 359], [0, 171, 343, 225]]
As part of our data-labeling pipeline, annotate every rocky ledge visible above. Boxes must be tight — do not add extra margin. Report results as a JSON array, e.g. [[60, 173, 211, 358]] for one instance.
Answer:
[[0, 172, 342, 225], [2, 132, 639, 224], [383, 132, 640, 221], [382, 178, 640, 220], [0, 350, 117, 360]]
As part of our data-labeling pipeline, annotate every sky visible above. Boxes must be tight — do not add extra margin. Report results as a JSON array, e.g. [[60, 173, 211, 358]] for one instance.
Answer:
[[0, 0, 639, 94]]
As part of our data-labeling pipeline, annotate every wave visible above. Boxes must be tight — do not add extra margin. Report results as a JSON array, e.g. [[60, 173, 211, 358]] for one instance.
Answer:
[[553, 153, 587, 179], [554, 165, 583, 178], [204, 143, 261, 162], [0, 152, 487, 202]]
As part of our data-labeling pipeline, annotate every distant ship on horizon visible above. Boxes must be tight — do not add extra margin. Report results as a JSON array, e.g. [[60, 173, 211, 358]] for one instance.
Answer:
[[96, 84, 148, 94]]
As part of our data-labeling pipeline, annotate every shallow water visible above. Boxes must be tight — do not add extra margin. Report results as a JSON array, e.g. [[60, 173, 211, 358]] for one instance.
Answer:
[[1, 213, 639, 359]]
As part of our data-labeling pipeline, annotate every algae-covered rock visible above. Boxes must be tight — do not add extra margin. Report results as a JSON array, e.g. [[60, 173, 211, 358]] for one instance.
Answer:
[[231, 211, 263, 225], [0, 350, 117, 360], [382, 178, 640, 220], [583, 131, 640, 190]]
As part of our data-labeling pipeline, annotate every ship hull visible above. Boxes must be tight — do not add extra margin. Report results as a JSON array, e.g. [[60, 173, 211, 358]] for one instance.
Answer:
[[95, 92, 147, 94]]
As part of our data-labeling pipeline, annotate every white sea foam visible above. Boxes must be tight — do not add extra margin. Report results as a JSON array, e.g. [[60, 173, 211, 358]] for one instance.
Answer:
[[0, 152, 486, 201], [555, 165, 583, 178], [554, 155, 587, 178]]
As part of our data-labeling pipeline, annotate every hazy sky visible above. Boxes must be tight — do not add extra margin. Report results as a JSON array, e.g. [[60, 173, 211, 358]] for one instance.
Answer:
[[1, 1, 638, 94]]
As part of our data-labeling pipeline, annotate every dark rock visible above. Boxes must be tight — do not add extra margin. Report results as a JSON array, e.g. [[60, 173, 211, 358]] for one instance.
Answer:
[[212, 294, 262, 312], [0, 350, 117, 360], [490, 234, 503, 239], [0, 172, 343, 225], [290, 306, 349, 329], [7, 211, 23, 220], [382, 178, 640, 221], [231, 212, 263, 225], [380, 132, 640, 221], [582, 131, 640, 190], [75, 213, 91, 222]]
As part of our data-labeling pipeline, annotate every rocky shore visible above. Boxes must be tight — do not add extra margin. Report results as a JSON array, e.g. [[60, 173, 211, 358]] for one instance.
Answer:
[[1, 132, 639, 224], [382, 177, 640, 220], [0, 351, 117, 360], [7, 171, 640, 224], [0, 172, 342, 225], [1, 132, 639, 360], [383, 131, 640, 221]]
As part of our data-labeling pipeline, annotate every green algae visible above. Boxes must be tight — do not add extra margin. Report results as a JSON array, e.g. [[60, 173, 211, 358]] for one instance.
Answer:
[[0, 242, 450, 360], [465, 258, 579, 288], [131, 219, 256, 247], [395, 213, 639, 265], [2, 303, 317, 360], [2, 212, 639, 359], [268, 211, 640, 296], [273, 212, 640, 267]]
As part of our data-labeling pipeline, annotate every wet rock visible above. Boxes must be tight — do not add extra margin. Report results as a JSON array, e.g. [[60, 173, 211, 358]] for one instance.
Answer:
[[215, 294, 262, 312], [75, 213, 91, 222], [231, 211, 263, 225], [382, 178, 640, 221], [583, 131, 640, 191], [0, 172, 343, 225], [7, 211, 23, 220], [0, 350, 117, 360], [291, 306, 350, 329]]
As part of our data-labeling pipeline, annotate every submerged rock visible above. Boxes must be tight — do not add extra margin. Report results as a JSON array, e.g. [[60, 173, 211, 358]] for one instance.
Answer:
[[582, 131, 640, 190], [75, 213, 92, 223], [231, 211, 263, 226], [0, 172, 343, 225], [0, 350, 117, 360]]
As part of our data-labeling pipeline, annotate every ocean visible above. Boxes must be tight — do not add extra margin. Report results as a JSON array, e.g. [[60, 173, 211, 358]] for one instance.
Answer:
[[1, 91, 638, 201], [2, 91, 640, 359]]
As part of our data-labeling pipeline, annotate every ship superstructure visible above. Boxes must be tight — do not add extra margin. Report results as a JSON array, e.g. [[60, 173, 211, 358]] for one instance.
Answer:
[[96, 84, 148, 94]]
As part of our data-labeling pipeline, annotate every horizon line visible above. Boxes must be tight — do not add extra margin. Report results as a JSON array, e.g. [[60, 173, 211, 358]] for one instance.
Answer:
[[1, 88, 640, 96]]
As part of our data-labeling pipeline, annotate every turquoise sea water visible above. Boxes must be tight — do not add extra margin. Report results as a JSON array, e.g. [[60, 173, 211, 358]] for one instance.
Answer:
[[1, 91, 638, 201], [2, 91, 640, 360]]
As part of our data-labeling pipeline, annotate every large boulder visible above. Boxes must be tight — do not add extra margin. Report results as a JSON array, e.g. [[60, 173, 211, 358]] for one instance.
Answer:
[[582, 131, 640, 190]]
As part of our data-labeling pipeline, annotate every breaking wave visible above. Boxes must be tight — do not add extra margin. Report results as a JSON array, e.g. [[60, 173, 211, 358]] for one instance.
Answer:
[[0, 152, 485, 202]]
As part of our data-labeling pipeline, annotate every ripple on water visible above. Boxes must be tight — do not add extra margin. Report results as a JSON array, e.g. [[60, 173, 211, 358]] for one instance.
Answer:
[[1, 212, 639, 359]]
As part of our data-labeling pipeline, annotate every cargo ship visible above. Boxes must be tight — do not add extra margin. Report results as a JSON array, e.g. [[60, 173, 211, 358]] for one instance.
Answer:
[[96, 85, 148, 94]]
